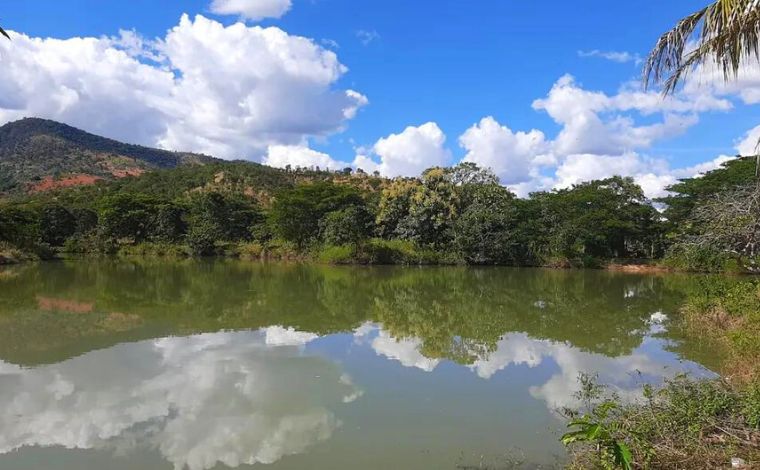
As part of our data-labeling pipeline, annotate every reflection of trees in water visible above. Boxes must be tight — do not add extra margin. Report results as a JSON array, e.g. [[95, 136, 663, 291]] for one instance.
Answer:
[[370, 268, 689, 361], [0, 260, 697, 366]]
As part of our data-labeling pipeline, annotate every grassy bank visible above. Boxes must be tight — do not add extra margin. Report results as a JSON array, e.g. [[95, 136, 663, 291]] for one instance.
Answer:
[[562, 279, 760, 469]]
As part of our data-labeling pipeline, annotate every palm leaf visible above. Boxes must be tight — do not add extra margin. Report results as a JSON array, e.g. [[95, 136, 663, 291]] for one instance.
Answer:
[[0, 26, 9, 40], [643, 0, 760, 94]]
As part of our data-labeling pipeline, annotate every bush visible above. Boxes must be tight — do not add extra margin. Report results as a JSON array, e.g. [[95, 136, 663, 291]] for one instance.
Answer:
[[318, 244, 357, 264], [663, 245, 740, 273], [237, 242, 264, 259], [360, 238, 439, 265], [563, 375, 760, 469]]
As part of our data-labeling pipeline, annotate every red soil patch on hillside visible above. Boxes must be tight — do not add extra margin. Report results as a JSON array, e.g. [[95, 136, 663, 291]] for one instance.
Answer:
[[30, 174, 101, 193]]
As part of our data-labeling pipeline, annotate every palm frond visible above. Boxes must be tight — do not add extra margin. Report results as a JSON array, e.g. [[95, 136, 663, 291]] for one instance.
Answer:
[[0, 26, 9, 40], [643, 0, 760, 94]]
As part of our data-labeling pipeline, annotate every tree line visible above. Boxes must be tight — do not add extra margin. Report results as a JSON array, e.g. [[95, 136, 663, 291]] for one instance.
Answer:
[[0, 158, 757, 269]]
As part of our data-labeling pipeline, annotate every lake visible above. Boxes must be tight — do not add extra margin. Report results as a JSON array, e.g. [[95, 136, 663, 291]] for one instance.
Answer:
[[0, 260, 720, 469]]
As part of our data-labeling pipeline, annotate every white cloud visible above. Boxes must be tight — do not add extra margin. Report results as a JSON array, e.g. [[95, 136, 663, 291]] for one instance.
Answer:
[[0, 15, 367, 159], [531, 75, 723, 157], [736, 124, 760, 155], [552, 152, 733, 199], [354, 122, 451, 177], [263, 145, 350, 171], [577, 49, 641, 64], [459, 116, 549, 185], [451, 74, 741, 199], [684, 58, 760, 105], [210, 0, 292, 21], [0, 330, 359, 469]]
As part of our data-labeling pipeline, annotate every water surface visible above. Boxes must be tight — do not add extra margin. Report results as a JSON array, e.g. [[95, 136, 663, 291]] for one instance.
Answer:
[[0, 260, 718, 469]]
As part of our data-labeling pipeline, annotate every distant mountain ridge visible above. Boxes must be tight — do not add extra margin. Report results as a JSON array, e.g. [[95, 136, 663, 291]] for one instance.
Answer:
[[0, 118, 218, 193]]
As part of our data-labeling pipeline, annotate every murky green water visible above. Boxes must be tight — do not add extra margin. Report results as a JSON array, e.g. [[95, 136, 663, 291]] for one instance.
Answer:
[[0, 260, 719, 469]]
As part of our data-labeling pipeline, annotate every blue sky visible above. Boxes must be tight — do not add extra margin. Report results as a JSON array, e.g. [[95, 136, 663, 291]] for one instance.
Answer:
[[1, 0, 758, 196]]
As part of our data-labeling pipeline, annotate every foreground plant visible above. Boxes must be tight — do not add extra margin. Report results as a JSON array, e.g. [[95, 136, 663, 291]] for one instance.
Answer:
[[562, 375, 760, 469]]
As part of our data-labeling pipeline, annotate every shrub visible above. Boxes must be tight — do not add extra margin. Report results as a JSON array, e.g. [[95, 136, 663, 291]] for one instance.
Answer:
[[361, 239, 439, 265], [318, 244, 357, 264], [237, 242, 264, 259]]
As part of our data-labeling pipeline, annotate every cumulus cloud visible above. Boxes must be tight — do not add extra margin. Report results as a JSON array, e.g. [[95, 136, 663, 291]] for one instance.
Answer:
[[0, 330, 359, 469], [459, 116, 550, 185], [449, 74, 741, 199], [354, 122, 451, 177], [210, 0, 292, 21], [531, 75, 725, 157], [736, 124, 760, 155], [0, 15, 367, 159]]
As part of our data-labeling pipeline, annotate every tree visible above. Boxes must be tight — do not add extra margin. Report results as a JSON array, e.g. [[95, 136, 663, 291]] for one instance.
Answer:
[[529, 177, 662, 261], [150, 204, 187, 242], [320, 205, 374, 245], [453, 184, 519, 264], [40, 205, 76, 246], [375, 179, 419, 239], [658, 156, 756, 227], [644, 0, 760, 95], [270, 182, 364, 247], [396, 168, 459, 247], [673, 183, 760, 272], [98, 194, 158, 243], [644, 0, 760, 174]]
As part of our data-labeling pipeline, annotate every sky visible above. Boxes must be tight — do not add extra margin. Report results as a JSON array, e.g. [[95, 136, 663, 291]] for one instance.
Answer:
[[1, 0, 759, 197]]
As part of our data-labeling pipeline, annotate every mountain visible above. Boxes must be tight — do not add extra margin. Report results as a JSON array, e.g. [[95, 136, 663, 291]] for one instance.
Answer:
[[0, 118, 217, 193]]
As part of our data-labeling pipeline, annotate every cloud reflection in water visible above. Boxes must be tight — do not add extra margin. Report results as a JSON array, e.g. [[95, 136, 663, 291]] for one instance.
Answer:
[[0, 330, 358, 470]]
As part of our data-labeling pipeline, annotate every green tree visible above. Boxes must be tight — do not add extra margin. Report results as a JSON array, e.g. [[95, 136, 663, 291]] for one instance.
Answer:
[[40, 205, 76, 246], [270, 182, 364, 247], [320, 205, 374, 245], [530, 177, 662, 261], [454, 184, 519, 264], [658, 156, 756, 227], [150, 204, 187, 242], [98, 194, 158, 243], [396, 168, 459, 247], [375, 179, 420, 239], [71, 208, 98, 235]]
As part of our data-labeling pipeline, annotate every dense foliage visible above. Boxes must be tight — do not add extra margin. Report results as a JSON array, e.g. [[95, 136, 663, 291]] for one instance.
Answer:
[[1, 151, 757, 269], [0, 159, 673, 266]]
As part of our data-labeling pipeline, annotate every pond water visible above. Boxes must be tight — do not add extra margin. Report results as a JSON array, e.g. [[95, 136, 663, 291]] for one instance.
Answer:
[[0, 260, 720, 469]]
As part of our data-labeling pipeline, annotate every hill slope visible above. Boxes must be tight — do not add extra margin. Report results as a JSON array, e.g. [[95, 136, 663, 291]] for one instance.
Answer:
[[0, 118, 217, 193]]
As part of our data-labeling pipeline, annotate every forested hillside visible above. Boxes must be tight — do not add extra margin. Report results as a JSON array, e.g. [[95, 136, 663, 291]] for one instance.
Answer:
[[0, 118, 216, 193]]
